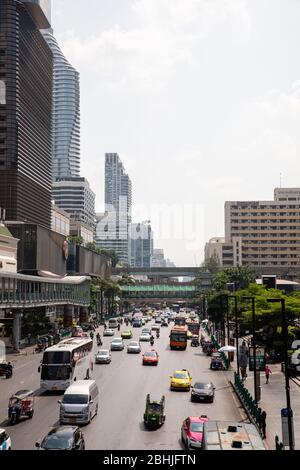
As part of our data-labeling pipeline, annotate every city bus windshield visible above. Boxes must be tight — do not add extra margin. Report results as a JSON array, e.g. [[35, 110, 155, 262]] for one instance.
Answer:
[[42, 351, 71, 365], [41, 365, 70, 381]]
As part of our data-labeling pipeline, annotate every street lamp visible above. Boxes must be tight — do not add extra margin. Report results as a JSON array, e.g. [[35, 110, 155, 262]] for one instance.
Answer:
[[267, 298, 294, 451], [228, 295, 239, 376], [242, 296, 259, 403]]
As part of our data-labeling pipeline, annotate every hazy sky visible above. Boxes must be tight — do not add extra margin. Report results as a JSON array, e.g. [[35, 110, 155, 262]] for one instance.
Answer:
[[52, 0, 300, 266]]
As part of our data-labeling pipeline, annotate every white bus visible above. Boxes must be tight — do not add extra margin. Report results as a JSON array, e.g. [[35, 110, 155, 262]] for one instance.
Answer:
[[39, 338, 94, 392]]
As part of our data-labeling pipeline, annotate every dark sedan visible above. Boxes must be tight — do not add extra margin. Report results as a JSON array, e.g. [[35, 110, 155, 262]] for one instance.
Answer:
[[36, 426, 85, 450], [191, 382, 215, 403]]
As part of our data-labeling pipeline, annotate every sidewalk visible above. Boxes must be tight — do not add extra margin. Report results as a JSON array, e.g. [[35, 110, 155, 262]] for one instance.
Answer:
[[202, 327, 300, 449], [225, 359, 300, 450]]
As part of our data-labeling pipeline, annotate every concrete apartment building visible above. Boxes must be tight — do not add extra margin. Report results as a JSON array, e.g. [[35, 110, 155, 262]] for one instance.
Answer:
[[205, 237, 242, 268], [224, 188, 300, 277]]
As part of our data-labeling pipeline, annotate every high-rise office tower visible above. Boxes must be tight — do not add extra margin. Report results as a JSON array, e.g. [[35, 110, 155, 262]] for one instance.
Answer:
[[0, 0, 52, 229], [130, 222, 153, 267], [96, 153, 132, 264], [42, 30, 80, 180]]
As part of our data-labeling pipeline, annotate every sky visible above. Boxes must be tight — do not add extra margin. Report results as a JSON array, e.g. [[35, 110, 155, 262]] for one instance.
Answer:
[[52, 0, 300, 266]]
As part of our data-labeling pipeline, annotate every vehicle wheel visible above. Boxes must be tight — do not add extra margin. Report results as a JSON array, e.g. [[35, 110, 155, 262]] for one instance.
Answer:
[[95, 405, 98, 416], [6, 373, 11, 379], [89, 412, 92, 424], [28, 410, 34, 419], [181, 432, 185, 445], [191, 396, 195, 402], [210, 365, 212, 370]]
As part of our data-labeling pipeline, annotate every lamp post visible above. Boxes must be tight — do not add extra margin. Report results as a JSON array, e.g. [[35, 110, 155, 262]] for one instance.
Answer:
[[242, 296, 258, 403], [267, 298, 294, 451], [228, 295, 239, 376]]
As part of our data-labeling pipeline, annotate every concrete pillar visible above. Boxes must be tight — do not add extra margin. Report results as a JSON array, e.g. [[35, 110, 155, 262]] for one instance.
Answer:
[[73, 306, 80, 323], [13, 311, 22, 353], [80, 307, 89, 324], [64, 305, 74, 328]]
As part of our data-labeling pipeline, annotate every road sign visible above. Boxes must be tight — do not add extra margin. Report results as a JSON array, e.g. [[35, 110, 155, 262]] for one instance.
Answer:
[[281, 408, 295, 448], [249, 347, 266, 371]]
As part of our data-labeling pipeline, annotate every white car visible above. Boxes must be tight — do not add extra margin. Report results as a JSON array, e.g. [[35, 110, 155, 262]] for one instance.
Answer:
[[142, 328, 152, 335], [103, 329, 115, 336], [0, 429, 11, 450], [95, 349, 112, 364], [127, 341, 141, 354], [110, 338, 125, 351], [139, 333, 151, 342]]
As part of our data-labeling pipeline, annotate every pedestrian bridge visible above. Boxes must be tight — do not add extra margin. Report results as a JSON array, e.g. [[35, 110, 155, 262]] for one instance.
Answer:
[[0, 272, 91, 309], [113, 266, 211, 280], [120, 284, 196, 300]]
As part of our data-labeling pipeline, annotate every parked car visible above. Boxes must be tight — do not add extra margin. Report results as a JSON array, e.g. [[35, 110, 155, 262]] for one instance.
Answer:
[[36, 426, 85, 450], [95, 349, 112, 364]]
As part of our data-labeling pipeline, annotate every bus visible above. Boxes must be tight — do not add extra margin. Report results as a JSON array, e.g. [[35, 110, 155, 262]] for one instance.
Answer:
[[108, 318, 118, 329], [202, 421, 265, 450], [170, 325, 188, 350], [174, 313, 188, 326], [39, 338, 94, 391], [186, 320, 200, 337]]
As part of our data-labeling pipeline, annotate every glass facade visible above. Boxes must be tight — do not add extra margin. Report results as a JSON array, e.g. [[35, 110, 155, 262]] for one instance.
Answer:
[[42, 30, 80, 181]]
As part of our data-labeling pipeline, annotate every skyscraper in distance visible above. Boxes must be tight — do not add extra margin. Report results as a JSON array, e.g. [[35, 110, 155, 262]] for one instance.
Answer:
[[42, 29, 80, 180]]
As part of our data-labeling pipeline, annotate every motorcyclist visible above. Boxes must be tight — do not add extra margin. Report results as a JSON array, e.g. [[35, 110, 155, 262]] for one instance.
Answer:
[[96, 333, 102, 346], [6, 361, 13, 376], [156, 330, 160, 339], [150, 335, 155, 346], [90, 331, 94, 340], [117, 323, 120, 331]]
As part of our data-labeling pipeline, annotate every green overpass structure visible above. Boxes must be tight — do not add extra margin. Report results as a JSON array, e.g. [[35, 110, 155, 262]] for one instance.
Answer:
[[120, 284, 196, 300]]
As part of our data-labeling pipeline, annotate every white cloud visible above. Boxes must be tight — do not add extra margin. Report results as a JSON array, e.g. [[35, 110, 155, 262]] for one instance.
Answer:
[[58, 0, 252, 92]]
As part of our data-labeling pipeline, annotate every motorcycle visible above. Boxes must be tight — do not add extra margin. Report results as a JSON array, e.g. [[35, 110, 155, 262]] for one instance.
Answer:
[[156, 332, 160, 339], [97, 337, 102, 347], [150, 339, 155, 347]]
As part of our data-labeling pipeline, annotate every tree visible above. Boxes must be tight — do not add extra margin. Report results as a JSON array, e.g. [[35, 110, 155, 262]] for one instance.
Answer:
[[99, 249, 119, 268], [205, 254, 221, 274], [68, 235, 84, 246], [213, 266, 255, 291]]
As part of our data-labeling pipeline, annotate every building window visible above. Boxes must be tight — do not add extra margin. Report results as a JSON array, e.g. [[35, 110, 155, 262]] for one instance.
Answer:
[[0, 80, 5, 105]]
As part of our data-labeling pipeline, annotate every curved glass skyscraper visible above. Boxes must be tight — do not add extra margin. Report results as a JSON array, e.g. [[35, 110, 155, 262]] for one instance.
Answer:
[[42, 30, 80, 180]]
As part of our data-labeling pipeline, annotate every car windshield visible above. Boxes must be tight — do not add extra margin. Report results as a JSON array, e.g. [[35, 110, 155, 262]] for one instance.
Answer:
[[145, 352, 156, 357], [195, 383, 211, 390], [129, 342, 139, 347], [112, 339, 122, 343], [42, 434, 73, 450], [174, 372, 188, 379], [62, 394, 88, 404], [97, 351, 108, 356], [148, 403, 161, 412], [190, 422, 204, 433]]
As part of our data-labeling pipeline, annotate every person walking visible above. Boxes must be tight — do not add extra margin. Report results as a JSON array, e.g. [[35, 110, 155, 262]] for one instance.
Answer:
[[265, 365, 272, 384], [259, 410, 267, 439]]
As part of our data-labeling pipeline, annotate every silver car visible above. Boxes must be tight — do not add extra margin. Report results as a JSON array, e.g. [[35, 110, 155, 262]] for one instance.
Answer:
[[110, 338, 124, 351], [127, 341, 141, 354], [95, 349, 111, 364], [139, 333, 151, 342], [103, 329, 115, 336]]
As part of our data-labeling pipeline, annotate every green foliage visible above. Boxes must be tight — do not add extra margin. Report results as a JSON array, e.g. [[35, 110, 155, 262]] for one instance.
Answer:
[[213, 266, 255, 291], [68, 235, 84, 246]]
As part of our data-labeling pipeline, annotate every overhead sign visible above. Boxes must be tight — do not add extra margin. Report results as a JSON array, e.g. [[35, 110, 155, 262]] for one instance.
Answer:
[[249, 347, 266, 371]]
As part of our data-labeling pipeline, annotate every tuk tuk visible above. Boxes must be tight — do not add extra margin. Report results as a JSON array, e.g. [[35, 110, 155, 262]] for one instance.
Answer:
[[143, 394, 166, 428], [210, 353, 224, 370], [8, 390, 34, 425], [0, 362, 13, 379], [202, 340, 212, 353]]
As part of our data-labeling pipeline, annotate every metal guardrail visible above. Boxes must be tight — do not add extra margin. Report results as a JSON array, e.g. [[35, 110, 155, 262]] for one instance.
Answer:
[[234, 372, 260, 422]]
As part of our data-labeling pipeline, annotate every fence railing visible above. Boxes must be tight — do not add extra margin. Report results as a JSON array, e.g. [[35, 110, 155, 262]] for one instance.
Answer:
[[234, 372, 261, 423]]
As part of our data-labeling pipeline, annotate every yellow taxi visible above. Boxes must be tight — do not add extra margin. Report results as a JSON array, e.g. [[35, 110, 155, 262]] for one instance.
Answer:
[[170, 369, 192, 391]]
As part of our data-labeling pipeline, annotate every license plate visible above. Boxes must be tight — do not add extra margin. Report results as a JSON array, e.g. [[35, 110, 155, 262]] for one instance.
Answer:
[[52, 386, 57, 390], [69, 417, 76, 423]]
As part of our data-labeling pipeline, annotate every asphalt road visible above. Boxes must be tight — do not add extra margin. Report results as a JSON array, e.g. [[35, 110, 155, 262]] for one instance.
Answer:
[[0, 322, 244, 450]]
